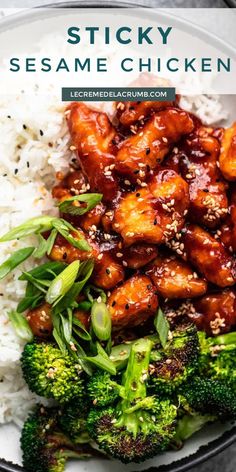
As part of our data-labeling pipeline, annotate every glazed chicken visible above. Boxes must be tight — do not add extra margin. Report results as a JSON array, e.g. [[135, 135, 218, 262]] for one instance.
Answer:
[[107, 275, 158, 329], [190, 290, 236, 336], [112, 169, 189, 246], [48, 99, 236, 335], [115, 108, 194, 183], [179, 224, 235, 288], [167, 126, 228, 228], [67, 102, 119, 202], [146, 254, 207, 299], [219, 122, 236, 181]]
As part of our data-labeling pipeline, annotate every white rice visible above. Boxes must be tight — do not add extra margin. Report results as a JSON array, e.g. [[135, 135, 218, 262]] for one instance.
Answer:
[[0, 90, 227, 428]]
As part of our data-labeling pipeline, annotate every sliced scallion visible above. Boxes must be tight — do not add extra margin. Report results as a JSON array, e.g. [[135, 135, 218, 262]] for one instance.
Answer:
[[46, 260, 80, 305], [154, 308, 170, 349], [8, 310, 33, 342], [0, 247, 34, 280], [91, 301, 111, 341], [0, 216, 57, 242], [59, 193, 103, 216]]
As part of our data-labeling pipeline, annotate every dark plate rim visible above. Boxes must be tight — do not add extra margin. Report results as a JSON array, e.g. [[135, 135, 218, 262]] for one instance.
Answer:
[[0, 2, 235, 472]]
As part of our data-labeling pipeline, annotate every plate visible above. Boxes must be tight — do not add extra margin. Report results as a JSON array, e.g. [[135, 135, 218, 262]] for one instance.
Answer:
[[0, 3, 235, 472]]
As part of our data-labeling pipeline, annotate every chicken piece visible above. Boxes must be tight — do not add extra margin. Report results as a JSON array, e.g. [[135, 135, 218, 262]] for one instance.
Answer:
[[113, 169, 189, 246], [49, 232, 124, 290], [117, 100, 175, 127], [146, 255, 207, 299], [174, 127, 228, 228], [52, 170, 88, 200], [179, 224, 236, 288], [116, 74, 176, 126], [122, 243, 158, 269], [26, 303, 52, 338], [190, 290, 236, 336], [107, 275, 158, 329], [92, 251, 124, 290], [49, 231, 96, 264], [219, 123, 236, 181], [67, 102, 119, 202], [220, 189, 236, 252], [115, 108, 194, 183], [79, 203, 106, 232]]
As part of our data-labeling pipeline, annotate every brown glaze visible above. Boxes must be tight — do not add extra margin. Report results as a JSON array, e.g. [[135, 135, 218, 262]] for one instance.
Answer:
[[67, 102, 119, 202], [115, 108, 194, 183], [107, 275, 158, 329], [181, 224, 236, 287], [46, 100, 236, 333], [190, 290, 236, 335], [219, 122, 236, 181], [219, 188, 236, 252], [169, 126, 228, 228], [27, 303, 53, 338], [146, 254, 207, 299], [112, 169, 189, 246]]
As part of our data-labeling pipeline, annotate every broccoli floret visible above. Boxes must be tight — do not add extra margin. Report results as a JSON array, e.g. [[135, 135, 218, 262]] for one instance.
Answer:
[[149, 323, 199, 395], [198, 331, 236, 386], [181, 376, 236, 421], [58, 401, 90, 444], [173, 413, 215, 449], [87, 338, 177, 463], [21, 342, 84, 403], [21, 406, 93, 472], [87, 370, 121, 407]]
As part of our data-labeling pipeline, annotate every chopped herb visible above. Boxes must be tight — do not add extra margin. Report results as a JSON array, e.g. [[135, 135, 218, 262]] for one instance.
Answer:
[[58, 193, 103, 217], [0, 247, 34, 280], [154, 308, 170, 349]]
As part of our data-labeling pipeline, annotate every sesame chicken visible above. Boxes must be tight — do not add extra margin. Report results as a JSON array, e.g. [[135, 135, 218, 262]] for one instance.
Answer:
[[112, 169, 189, 246], [219, 122, 236, 181], [169, 126, 228, 228], [116, 74, 177, 126], [190, 290, 236, 335], [27, 303, 52, 338], [49, 232, 124, 290], [107, 275, 158, 329], [181, 224, 236, 287], [146, 255, 207, 299], [48, 100, 236, 334], [115, 108, 194, 183], [220, 189, 236, 252], [67, 102, 119, 201]]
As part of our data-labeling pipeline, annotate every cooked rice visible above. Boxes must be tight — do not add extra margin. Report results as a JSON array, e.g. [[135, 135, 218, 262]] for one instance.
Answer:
[[0, 90, 227, 428]]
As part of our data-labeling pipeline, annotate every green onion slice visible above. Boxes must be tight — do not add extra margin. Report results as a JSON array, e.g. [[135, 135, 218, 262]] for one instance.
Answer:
[[8, 310, 33, 342], [0, 247, 34, 280], [91, 301, 111, 341], [154, 308, 170, 349], [0, 216, 90, 252], [46, 260, 80, 305], [59, 193, 103, 216], [84, 342, 116, 375], [52, 218, 91, 252], [0, 216, 57, 242]]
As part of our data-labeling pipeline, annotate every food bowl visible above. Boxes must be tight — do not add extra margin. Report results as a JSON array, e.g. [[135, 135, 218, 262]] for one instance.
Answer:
[[0, 3, 235, 472]]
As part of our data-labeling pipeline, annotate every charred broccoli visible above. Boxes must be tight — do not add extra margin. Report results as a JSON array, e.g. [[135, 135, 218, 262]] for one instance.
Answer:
[[173, 412, 215, 449], [58, 401, 90, 444], [198, 331, 236, 386], [148, 323, 199, 395], [87, 338, 177, 463], [181, 376, 236, 421], [87, 370, 121, 407], [21, 342, 84, 403], [21, 406, 93, 472]]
